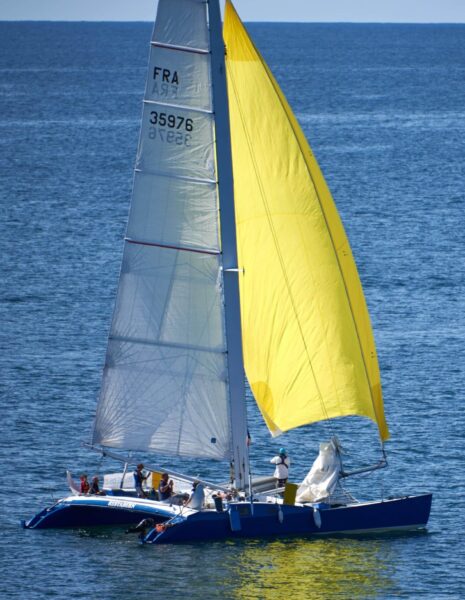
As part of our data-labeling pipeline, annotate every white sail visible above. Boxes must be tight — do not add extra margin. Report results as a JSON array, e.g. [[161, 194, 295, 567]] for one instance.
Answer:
[[92, 0, 233, 461], [153, 0, 210, 51]]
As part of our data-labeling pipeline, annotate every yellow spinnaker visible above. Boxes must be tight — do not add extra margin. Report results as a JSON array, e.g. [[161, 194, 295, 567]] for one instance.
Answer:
[[224, 1, 389, 441]]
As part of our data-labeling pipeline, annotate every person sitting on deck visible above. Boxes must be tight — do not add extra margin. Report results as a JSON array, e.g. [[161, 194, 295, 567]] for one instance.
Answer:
[[133, 463, 148, 498], [158, 472, 174, 501], [89, 475, 105, 495], [79, 473, 90, 495], [270, 448, 290, 487]]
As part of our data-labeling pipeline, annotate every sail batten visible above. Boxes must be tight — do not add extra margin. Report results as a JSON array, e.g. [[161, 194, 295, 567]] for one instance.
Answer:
[[133, 168, 217, 185], [150, 41, 211, 55], [224, 1, 389, 441], [108, 335, 227, 355], [143, 99, 214, 115], [125, 238, 221, 256]]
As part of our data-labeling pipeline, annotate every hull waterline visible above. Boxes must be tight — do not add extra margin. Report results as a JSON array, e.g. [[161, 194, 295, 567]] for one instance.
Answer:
[[144, 493, 433, 544], [22, 495, 178, 530]]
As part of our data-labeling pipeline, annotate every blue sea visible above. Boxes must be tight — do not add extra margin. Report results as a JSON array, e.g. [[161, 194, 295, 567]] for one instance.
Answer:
[[1, 20, 465, 599]]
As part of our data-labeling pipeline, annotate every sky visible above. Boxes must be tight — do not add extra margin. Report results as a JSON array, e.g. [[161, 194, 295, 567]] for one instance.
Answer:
[[1, 0, 465, 23]]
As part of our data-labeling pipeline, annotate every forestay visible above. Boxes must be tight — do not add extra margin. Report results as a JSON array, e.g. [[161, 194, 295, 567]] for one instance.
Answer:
[[92, 0, 232, 460]]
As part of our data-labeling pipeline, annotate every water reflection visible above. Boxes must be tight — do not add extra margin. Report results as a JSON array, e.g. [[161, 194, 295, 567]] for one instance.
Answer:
[[228, 537, 396, 599], [63, 528, 402, 598]]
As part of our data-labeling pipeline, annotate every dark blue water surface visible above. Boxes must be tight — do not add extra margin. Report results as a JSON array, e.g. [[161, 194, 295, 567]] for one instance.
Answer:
[[1, 21, 464, 599]]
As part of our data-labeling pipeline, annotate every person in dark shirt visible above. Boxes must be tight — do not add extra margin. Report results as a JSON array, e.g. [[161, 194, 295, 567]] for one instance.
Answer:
[[133, 463, 148, 498], [89, 475, 105, 495], [158, 472, 174, 501]]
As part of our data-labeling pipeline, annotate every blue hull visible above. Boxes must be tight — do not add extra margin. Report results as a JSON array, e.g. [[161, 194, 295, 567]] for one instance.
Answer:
[[23, 496, 174, 529], [145, 494, 433, 544]]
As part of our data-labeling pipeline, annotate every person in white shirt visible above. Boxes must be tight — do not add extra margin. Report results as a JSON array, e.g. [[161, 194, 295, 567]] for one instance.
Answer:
[[184, 481, 205, 510], [270, 448, 290, 487]]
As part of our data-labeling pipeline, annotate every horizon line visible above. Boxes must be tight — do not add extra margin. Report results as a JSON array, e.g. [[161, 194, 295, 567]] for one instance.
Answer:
[[1, 19, 465, 25]]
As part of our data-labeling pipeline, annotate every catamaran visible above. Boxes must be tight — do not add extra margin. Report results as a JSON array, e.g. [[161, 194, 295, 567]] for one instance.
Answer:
[[23, 0, 432, 541]]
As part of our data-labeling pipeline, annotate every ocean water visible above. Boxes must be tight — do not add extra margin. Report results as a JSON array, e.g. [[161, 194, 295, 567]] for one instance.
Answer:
[[1, 20, 464, 599]]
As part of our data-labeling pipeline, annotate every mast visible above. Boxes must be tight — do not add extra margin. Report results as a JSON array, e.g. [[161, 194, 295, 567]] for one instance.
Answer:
[[208, 0, 250, 491]]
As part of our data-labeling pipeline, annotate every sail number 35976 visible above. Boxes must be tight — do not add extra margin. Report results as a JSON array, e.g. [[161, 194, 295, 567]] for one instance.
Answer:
[[149, 110, 193, 146]]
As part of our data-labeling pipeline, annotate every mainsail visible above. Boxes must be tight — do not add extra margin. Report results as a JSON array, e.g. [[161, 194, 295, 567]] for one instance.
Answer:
[[92, 0, 247, 465], [224, 1, 389, 441]]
